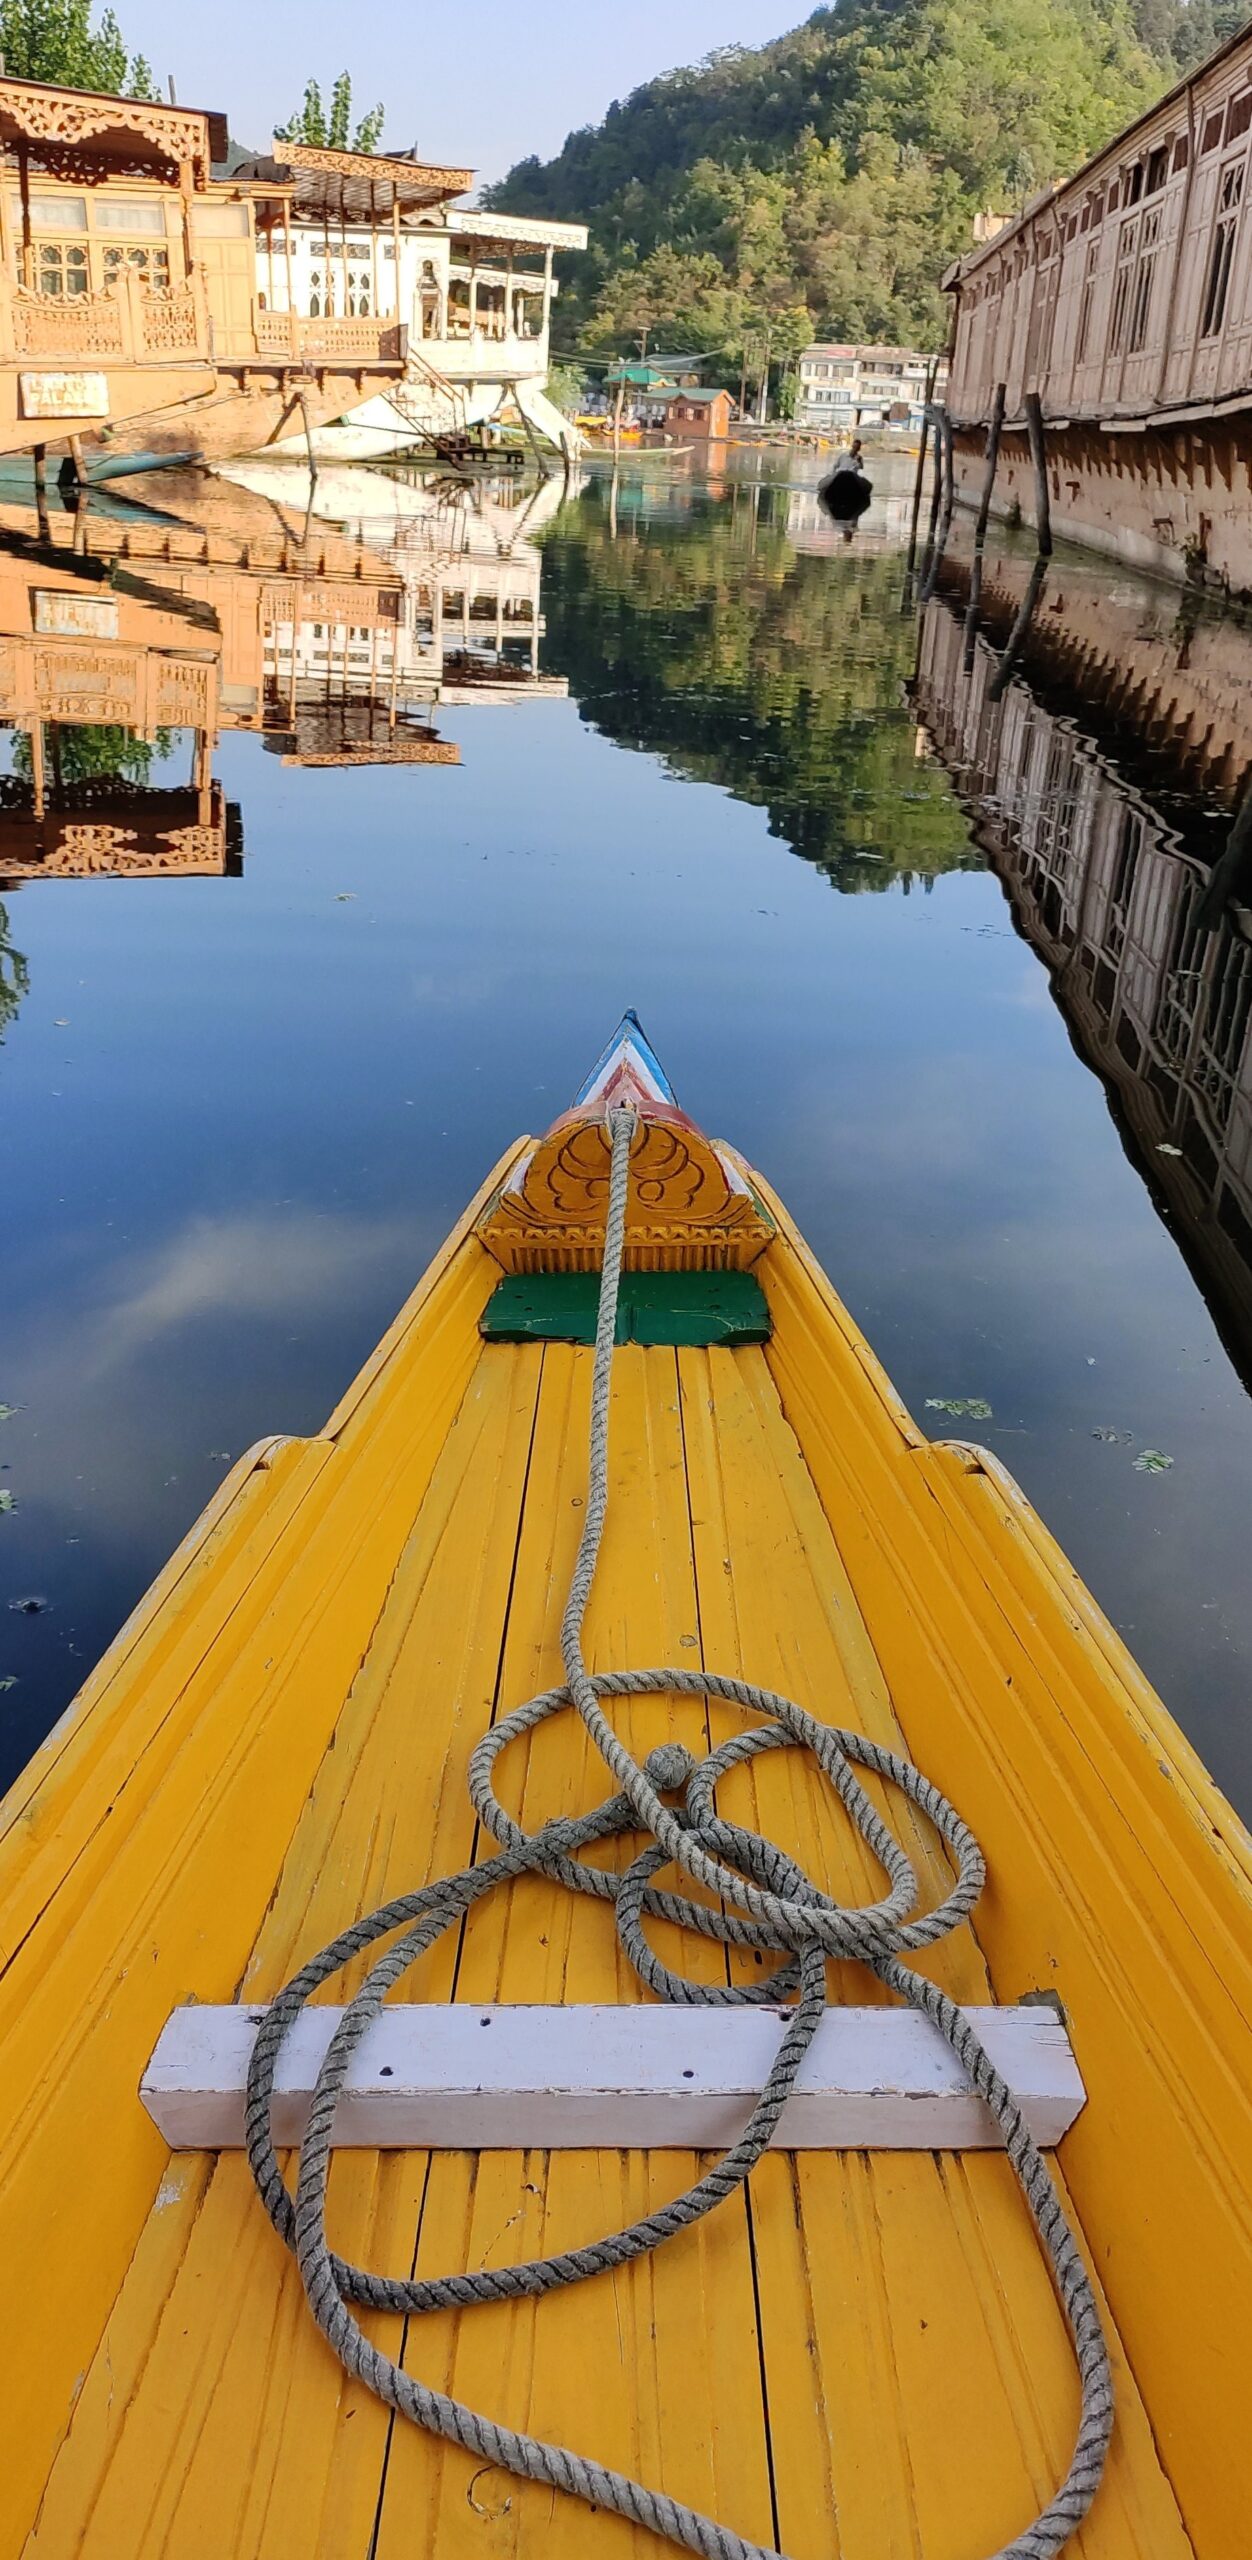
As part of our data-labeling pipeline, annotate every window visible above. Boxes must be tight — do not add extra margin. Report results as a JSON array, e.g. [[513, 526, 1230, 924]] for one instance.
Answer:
[[1201, 108, 1225, 155], [1128, 205, 1162, 352], [1123, 163, 1144, 206], [1173, 134, 1190, 174], [35, 239, 88, 297], [190, 200, 250, 238], [1201, 158, 1245, 337], [1076, 239, 1099, 362], [28, 194, 86, 230], [1227, 90, 1252, 145], [1146, 144, 1169, 194], [1108, 219, 1138, 355], [95, 197, 166, 233], [102, 241, 170, 289]]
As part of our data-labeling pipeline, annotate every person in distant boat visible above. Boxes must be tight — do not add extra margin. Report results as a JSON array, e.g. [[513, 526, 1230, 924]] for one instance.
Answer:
[[818, 435, 873, 526]]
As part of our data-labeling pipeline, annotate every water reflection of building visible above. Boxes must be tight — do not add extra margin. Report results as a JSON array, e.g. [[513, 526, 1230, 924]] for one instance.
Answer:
[[0, 465, 570, 877], [916, 563, 1252, 1369], [223, 459, 571, 703]]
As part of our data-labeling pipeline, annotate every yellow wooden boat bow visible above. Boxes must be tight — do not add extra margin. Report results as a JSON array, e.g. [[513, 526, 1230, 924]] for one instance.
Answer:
[[2, 1013, 1250, 2559]]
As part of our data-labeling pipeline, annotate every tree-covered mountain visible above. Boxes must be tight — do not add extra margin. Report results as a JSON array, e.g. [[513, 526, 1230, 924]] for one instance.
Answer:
[[490, 0, 1250, 360]]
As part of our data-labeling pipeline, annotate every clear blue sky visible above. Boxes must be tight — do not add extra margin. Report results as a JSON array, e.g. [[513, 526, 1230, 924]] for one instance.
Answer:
[[118, 1, 803, 186]]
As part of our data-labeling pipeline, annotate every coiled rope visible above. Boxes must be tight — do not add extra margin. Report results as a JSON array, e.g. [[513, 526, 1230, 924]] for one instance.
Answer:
[[245, 1104, 1114, 2559]]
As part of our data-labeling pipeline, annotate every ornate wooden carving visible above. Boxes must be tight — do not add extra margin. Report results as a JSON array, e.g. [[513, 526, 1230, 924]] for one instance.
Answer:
[[0, 80, 216, 183], [478, 1107, 774, 1275], [281, 141, 473, 195]]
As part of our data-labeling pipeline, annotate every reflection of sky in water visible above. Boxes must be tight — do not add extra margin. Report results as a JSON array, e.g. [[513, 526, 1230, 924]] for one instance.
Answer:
[[2, 458, 1251, 1814]]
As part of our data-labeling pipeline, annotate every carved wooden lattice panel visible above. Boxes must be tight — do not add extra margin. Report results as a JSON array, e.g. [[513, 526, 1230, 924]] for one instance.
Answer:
[[12, 290, 126, 358], [32, 645, 141, 722], [138, 287, 200, 357], [254, 311, 296, 356], [152, 660, 214, 727]]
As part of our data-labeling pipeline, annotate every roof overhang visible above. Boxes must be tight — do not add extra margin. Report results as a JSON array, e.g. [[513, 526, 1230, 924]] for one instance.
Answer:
[[242, 139, 473, 224], [0, 74, 227, 180], [450, 208, 589, 252]]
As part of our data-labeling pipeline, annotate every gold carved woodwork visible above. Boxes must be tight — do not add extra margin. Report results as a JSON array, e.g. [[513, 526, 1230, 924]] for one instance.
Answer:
[[281, 141, 473, 195], [0, 822, 227, 875], [477, 1109, 775, 1275], [259, 580, 402, 629], [0, 80, 216, 184]]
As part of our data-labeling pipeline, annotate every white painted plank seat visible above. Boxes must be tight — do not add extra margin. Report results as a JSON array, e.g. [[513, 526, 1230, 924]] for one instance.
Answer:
[[142, 2000, 1086, 2150]]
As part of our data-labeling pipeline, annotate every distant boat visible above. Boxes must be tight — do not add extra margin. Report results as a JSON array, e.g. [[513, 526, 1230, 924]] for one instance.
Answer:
[[2, 1012, 1248, 2558], [818, 464, 874, 521]]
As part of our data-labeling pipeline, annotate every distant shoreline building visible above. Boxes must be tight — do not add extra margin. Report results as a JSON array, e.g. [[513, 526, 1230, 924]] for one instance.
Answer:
[[796, 344, 942, 432], [942, 18, 1252, 592]]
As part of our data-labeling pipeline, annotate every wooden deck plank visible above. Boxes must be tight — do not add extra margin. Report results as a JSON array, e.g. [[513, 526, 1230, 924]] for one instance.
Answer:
[[677, 1343, 1192, 2560], [374, 1343, 775, 2557], [757, 1210, 1230, 2551], [24, 1339, 545, 2560]]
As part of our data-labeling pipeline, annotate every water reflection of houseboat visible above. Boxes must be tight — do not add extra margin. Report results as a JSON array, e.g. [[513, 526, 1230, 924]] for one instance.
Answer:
[[221, 459, 572, 703], [915, 557, 1252, 1375], [0, 464, 569, 875]]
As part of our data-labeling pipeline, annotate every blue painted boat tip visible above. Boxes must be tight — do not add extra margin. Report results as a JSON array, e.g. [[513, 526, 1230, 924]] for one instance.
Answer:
[[573, 1011, 676, 1108]]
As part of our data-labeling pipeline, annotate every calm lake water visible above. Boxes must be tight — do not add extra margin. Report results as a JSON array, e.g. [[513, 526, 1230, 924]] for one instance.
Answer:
[[3, 446, 1252, 1814]]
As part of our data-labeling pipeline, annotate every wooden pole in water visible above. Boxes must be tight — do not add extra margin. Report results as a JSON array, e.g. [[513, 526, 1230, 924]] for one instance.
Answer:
[[29, 715, 45, 820], [989, 549, 1049, 702], [612, 368, 625, 460], [974, 380, 1006, 552], [906, 359, 937, 571], [1024, 390, 1052, 556], [919, 405, 955, 603], [298, 389, 319, 487]]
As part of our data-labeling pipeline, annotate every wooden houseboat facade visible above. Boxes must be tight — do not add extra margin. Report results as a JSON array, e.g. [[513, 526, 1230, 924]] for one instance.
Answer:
[[0, 79, 586, 473], [0, 77, 224, 458], [943, 20, 1252, 591]]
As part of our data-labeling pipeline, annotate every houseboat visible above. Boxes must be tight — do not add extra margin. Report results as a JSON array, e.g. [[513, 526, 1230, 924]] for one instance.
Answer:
[[0, 75, 223, 461], [942, 18, 1252, 592], [228, 146, 587, 465], [0, 78, 587, 474]]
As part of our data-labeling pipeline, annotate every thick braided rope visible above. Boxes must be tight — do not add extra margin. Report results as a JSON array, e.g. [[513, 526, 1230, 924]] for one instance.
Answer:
[[245, 1105, 1114, 2559]]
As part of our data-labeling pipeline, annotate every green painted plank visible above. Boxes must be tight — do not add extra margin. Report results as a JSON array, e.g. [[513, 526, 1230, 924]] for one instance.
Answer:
[[480, 1269, 771, 1347]]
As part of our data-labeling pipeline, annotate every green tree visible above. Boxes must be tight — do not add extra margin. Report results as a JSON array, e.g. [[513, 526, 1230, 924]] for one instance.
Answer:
[[544, 363, 586, 415], [277, 71, 384, 154], [0, 898, 27, 1047], [0, 0, 154, 95], [12, 722, 172, 785]]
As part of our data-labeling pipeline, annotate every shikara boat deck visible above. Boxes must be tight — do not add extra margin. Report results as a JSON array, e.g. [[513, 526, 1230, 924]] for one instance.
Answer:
[[3, 1144, 1250, 2558]]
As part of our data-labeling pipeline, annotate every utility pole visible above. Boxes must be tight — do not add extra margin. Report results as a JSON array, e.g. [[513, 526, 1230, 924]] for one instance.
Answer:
[[757, 327, 773, 425], [637, 324, 649, 362], [737, 338, 749, 421]]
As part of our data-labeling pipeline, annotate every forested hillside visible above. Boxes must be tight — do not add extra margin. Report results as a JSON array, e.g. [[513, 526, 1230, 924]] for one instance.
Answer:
[[490, 0, 1250, 359]]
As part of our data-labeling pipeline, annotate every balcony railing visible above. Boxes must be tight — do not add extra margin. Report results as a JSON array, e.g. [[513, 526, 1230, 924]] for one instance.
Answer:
[[253, 310, 407, 367], [0, 266, 210, 368]]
